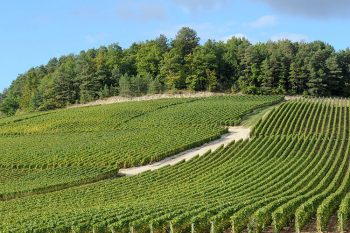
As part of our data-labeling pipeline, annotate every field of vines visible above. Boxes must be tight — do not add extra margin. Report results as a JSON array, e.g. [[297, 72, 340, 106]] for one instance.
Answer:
[[0, 166, 118, 201], [1, 97, 350, 232], [0, 96, 280, 168], [0, 95, 281, 202]]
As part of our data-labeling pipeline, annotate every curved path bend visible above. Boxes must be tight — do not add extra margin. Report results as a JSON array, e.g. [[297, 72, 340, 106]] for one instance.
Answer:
[[119, 126, 250, 176]]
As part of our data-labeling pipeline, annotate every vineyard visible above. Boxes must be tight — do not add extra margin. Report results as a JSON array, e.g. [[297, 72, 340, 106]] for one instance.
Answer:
[[0, 96, 279, 169], [2, 96, 350, 233], [0, 95, 280, 201]]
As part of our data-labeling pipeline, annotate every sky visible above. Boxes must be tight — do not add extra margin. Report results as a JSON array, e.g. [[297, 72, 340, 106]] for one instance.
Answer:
[[1, 0, 350, 91]]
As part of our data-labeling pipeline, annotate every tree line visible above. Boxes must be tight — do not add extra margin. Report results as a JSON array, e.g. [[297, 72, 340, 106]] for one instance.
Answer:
[[1, 27, 350, 116]]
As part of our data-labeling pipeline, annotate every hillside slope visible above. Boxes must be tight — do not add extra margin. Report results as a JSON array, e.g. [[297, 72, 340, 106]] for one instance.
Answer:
[[1, 98, 350, 233], [0, 95, 280, 201]]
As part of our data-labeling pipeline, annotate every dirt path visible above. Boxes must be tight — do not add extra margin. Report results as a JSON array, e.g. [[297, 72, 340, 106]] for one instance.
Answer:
[[284, 95, 303, 101], [68, 92, 225, 109], [118, 126, 250, 176]]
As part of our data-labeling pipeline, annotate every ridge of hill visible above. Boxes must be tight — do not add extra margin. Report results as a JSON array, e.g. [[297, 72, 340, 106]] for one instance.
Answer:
[[2, 27, 350, 118]]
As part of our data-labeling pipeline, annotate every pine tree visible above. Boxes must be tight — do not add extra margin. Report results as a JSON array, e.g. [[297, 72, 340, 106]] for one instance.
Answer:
[[148, 78, 162, 94], [326, 55, 343, 96], [119, 74, 132, 97]]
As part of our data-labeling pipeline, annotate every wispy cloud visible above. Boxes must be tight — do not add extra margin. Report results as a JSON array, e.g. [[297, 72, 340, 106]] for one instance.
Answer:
[[253, 0, 350, 19], [250, 15, 277, 28], [270, 32, 308, 42], [172, 0, 231, 14], [116, 2, 166, 22]]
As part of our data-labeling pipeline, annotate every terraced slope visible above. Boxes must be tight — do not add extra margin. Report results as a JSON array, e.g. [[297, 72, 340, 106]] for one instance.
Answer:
[[1, 98, 350, 233], [0, 95, 280, 201]]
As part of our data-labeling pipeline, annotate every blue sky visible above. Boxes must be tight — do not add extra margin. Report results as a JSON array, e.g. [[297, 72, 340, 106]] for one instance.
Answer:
[[1, 0, 350, 91]]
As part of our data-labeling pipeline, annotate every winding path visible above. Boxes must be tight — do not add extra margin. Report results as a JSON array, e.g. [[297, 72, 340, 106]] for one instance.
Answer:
[[118, 126, 250, 176]]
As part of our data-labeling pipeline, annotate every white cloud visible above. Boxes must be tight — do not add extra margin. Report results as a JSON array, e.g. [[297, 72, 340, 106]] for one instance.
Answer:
[[270, 33, 308, 42], [221, 33, 249, 42], [252, 0, 350, 19], [250, 15, 277, 28]]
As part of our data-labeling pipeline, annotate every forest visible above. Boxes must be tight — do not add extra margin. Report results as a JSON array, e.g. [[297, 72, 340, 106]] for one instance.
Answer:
[[1, 27, 350, 116]]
